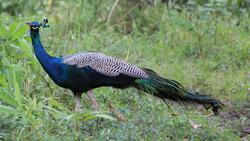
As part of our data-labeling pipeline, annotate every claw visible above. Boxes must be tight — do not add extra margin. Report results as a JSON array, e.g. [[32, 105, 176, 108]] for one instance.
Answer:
[[203, 100, 224, 115], [75, 105, 82, 112]]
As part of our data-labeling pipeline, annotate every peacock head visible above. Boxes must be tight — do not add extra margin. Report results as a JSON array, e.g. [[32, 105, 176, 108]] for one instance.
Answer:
[[26, 19, 49, 32]]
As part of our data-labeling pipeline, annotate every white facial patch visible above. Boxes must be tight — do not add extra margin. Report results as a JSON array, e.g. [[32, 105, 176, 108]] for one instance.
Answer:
[[32, 27, 39, 29]]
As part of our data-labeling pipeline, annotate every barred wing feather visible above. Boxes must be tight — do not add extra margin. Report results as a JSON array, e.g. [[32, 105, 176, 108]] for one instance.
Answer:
[[63, 52, 148, 78]]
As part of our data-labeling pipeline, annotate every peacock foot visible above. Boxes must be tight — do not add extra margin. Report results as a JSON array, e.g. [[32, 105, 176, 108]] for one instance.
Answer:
[[91, 103, 99, 111], [87, 90, 99, 111], [74, 104, 82, 112]]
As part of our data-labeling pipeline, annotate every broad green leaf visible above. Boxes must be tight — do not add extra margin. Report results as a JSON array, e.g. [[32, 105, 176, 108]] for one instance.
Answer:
[[77, 114, 97, 122], [72, 112, 97, 122], [2, 55, 11, 68], [10, 44, 21, 50], [71, 111, 115, 122], [18, 39, 33, 58], [48, 99, 71, 113], [9, 22, 18, 38], [0, 74, 8, 87], [0, 104, 17, 114], [95, 114, 116, 121], [0, 89, 18, 107], [0, 23, 7, 37], [43, 105, 67, 119], [12, 70, 22, 109], [12, 25, 28, 40]]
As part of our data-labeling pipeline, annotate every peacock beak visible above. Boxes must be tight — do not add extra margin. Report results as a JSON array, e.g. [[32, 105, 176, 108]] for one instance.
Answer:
[[26, 22, 31, 26]]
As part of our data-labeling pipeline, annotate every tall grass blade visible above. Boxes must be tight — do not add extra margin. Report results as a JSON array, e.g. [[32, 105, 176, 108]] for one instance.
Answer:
[[0, 89, 18, 107], [12, 70, 22, 109], [0, 104, 17, 114]]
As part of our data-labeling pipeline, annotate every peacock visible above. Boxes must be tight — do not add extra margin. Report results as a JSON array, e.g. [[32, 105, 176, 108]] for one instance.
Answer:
[[27, 19, 223, 114]]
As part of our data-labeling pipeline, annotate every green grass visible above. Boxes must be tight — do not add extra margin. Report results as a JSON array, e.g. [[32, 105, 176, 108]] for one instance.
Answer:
[[0, 0, 250, 140]]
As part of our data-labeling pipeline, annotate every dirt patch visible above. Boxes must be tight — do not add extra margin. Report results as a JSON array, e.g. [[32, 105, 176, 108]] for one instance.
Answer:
[[220, 102, 250, 138]]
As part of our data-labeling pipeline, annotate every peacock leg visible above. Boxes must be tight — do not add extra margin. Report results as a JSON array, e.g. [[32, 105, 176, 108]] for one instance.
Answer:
[[87, 90, 99, 110], [74, 93, 82, 112]]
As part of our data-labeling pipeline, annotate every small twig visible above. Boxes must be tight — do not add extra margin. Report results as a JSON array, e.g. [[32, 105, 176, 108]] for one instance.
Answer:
[[214, 17, 218, 45], [39, 73, 53, 96], [96, 117, 101, 131], [106, 0, 120, 27], [108, 101, 126, 122], [161, 98, 178, 116], [74, 120, 80, 141]]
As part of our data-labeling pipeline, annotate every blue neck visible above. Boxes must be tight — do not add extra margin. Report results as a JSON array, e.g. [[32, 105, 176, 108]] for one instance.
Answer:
[[31, 31, 53, 65], [30, 30, 63, 84]]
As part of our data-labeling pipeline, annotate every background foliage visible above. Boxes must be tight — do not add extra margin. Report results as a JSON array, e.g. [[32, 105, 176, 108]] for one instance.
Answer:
[[0, 0, 249, 140]]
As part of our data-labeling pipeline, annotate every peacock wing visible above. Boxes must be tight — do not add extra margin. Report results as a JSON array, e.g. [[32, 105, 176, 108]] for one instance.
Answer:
[[62, 52, 148, 78]]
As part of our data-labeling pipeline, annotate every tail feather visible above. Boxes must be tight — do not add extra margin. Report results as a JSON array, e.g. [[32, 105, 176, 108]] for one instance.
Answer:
[[134, 69, 223, 115]]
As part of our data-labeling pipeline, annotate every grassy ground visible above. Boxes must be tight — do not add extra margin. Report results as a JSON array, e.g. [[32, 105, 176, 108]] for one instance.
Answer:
[[0, 0, 250, 140]]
